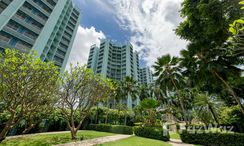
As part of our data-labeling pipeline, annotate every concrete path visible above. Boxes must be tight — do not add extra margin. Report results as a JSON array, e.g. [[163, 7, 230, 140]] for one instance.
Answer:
[[56, 134, 132, 146], [168, 139, 194, 146]]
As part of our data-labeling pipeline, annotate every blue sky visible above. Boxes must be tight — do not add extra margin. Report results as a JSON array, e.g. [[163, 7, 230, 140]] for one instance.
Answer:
[[67, 0, 188, 69]]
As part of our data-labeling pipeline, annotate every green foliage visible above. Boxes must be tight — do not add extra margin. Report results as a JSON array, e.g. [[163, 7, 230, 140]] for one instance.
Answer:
[[193, 92, 222, 124], [87, 107, 134, 126], [134, 127, 169, 141], [175, 0, 244, 116], [180, 130, 244, 146], [140, 98, 159, 109], [229, 19, 244, 35], [58, 64, 114, 139], [139, 98, 159, 127], [86, 124, 133, 135], [0, 49, 59, 140], [220, 105, 244, 132]]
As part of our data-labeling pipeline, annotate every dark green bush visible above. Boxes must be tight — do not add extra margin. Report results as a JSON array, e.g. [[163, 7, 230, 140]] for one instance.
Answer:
[[180, 130, 244, 146], [86, 124, 133, 135], [134, 126, 169, 141]]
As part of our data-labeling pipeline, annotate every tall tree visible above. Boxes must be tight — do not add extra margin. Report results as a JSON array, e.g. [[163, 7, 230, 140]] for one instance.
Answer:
[[176, 0, 244, 114], [153, 54, 190, 125], [121, 76, 138, 109], [0, 49, 59, 142], [58, 65, 113, 139]]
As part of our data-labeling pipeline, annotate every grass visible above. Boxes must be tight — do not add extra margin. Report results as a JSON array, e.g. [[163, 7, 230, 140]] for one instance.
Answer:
[[169, 132, 180, 139], [97, 136, 171, 146], [0, 130, 115, 146]]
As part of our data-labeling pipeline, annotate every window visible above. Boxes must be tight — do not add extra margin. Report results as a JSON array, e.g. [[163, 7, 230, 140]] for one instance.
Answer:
[[0, 32, 11, 43], [15, 41, 32, 49], [15, 11, 26, 20], [46, 0, 56, 7], [6, 21, 19, 31]]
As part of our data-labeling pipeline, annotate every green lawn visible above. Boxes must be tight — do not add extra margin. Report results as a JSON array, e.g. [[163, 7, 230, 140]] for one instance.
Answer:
[[97, 136, 171, 146], [0, 130, 115, 146], [169, 132, 180, 139]]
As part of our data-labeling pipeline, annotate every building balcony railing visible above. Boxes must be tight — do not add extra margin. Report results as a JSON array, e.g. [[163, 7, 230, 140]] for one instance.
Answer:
[[3, 27, 34, 45], [12, 16, 41, 34], [19, 7, 46, 25], [26, 0, 50, 17]]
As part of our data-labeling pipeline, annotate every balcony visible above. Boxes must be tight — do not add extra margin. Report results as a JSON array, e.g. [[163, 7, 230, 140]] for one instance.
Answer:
[[3, 27, 34, 45], [12, 16, 41, 34], [19, 7, 46, 25], [26, 0, 50, 17]]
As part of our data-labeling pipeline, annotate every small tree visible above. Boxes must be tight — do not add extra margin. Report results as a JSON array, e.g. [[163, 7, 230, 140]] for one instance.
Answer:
[[140, 98, 159, 127], [0, 49, 59, 142], [58, 65, 113, 139]]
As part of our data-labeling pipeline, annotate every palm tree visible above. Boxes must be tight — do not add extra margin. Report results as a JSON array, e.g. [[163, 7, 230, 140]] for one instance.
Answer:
[[153, 54, 190, 125], [121, 76, 138, 109], [194, 92, 222, 125], [139, 84, 150, 101]]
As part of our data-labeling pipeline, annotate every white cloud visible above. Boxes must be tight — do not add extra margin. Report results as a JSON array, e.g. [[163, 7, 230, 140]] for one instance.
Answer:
[[65, 26, 105, 70], [102, 0, 188, 67]]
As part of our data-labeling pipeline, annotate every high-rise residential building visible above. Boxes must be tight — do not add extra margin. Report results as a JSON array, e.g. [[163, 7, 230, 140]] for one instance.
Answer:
[[139, 67, 153, 84], [0, 0, 80, 72], [87, 39, 140, 81], [87, 39, 140, 108]]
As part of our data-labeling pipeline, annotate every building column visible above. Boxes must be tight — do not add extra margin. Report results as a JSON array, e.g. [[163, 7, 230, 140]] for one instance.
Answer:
[[0, 0, 25, 30]]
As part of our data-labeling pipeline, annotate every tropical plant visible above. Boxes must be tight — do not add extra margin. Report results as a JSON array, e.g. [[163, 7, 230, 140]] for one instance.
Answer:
[[194, 92, 223, 125], [176, 0, 244, 114], [139, 98, 160, 126], [153, 54, 191, 125], [0, 49, 59, 142], [121, 76, 139, 109], [58, 64, 113, 139]]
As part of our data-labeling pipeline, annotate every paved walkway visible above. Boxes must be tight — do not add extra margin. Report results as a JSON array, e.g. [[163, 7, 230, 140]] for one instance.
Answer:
[[56, 134, 132, 146], [168, 139, 194, 146]]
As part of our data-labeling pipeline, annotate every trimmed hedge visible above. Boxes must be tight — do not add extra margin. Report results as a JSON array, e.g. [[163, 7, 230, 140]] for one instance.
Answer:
[[134, 126, 169, 141], [180, 130, 244, 146], [86, 124, 133, 135]]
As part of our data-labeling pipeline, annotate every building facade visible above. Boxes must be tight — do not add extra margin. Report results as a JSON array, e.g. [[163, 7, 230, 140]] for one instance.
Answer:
[[87, 39, 155, 108], [0, 0, 80, 72], [87, 39, 140, 81], [139, 67, 153, 84]]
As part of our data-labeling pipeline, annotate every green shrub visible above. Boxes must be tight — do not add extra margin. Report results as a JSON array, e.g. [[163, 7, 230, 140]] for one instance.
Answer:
[[86, 124, 111, 132], [180, 130, 244, 146], [220, 105, 244, 132], [134, 126, 169, 141], [110, 125, 133, 134], [86, 124, 133, 134]]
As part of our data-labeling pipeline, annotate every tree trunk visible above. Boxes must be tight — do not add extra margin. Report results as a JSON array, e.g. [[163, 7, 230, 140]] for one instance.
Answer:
[[70, 127, 77, 140], [105, 114, 108, 124], [0, 114, 17, 142], [179, 99, 189, 126], [22, 123, 36, 134], [124, 115, 127, 125], [170, 79, 189, 126], [213, 71, 244, 115], [96, 104, 99, 124], [0, 123, 12, 142], [209, 105, 219, 125]]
